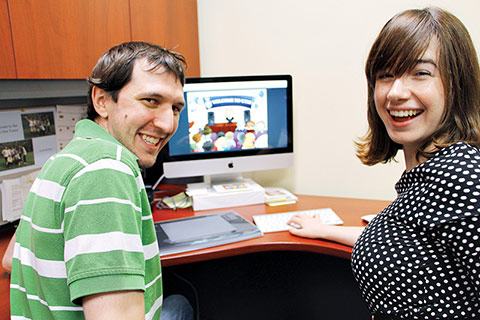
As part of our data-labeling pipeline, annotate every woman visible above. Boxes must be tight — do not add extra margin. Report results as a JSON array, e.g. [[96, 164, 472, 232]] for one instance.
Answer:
[[288, 7, 480, 319]]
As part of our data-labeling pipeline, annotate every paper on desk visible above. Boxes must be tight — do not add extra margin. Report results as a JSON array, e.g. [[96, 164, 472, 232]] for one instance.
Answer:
[[0, 170, 39, 221], [264, 187, 298, 206], [162, 192, 193, 209]]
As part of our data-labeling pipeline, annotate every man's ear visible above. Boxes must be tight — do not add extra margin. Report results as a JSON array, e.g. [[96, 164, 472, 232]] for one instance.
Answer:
[[91, 86, 110, 119]]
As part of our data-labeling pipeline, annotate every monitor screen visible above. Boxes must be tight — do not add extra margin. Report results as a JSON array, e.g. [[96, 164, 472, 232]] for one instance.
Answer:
[[163, 74, 293, 181]]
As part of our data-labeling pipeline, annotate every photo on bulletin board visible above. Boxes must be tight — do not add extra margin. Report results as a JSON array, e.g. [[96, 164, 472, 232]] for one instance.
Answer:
[[21, 111, 56, 139], [0, 107, 58, 177], [0, 139, 34, 172]]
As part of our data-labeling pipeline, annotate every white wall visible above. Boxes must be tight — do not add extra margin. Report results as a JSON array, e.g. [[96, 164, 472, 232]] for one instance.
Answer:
[[196, 0, 480, 201]]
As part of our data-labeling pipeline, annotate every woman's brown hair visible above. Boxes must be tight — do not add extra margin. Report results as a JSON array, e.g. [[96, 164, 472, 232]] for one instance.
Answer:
[[356, 7, 480, 165]]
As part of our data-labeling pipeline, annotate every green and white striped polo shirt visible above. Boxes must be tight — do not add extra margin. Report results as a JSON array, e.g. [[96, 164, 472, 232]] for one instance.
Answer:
[[10, 119, 162, 319]]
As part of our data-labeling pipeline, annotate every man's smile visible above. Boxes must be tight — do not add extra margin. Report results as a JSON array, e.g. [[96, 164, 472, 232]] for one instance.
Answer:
[[140, 133, 161, 146]]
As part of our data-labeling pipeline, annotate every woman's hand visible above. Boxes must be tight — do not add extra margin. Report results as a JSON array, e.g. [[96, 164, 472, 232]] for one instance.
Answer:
[[287, 214, 365, 247], [287, 214, 332, 239]]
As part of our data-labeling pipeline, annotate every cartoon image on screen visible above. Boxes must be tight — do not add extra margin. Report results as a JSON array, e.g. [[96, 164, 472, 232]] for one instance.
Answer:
[[186, 89, 268, 153]]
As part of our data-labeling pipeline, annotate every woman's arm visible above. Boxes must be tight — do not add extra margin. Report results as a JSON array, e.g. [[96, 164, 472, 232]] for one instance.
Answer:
[[439, 215, 480, 294], [2, 233, 16, 273], [287, 214, 364, 247]]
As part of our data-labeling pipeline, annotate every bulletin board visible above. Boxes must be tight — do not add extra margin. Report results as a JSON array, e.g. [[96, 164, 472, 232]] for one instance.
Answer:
[[0, 106, 57, 177]]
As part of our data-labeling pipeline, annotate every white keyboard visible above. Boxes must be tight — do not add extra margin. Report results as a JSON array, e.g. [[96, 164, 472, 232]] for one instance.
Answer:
[[253, 208, 343, 233]]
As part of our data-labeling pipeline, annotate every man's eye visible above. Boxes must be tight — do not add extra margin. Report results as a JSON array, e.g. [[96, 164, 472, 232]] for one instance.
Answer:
[[142, 98, 160, 107]]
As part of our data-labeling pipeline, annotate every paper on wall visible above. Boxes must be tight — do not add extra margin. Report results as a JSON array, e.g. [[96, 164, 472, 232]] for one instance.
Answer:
[[56, 104, 87, 151], [0, 170, 40, 221]]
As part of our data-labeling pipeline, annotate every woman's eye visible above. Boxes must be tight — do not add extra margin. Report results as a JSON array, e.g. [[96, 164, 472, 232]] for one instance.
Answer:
[[415, 70, 431, 77], [377, 73, 393, 80]]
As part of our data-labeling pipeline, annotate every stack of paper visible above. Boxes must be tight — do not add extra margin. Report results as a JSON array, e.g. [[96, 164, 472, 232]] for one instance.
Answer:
[[264, 187, 298, 206]]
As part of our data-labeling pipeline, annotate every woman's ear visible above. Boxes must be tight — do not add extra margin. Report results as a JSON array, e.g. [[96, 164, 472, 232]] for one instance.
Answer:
[[91, 86, 110, 119]]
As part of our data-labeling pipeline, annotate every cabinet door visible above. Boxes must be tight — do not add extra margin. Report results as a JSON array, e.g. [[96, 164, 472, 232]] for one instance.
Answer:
[[0, 0, 16, 78], [130, 0, 200, 77], [8, 0, 131, 79]]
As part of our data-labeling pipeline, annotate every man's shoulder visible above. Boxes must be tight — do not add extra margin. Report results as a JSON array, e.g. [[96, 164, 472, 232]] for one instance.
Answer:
[[39, 137, 140, 187]]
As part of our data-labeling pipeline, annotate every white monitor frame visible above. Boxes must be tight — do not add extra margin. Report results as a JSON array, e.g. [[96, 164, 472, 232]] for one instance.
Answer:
[[162, 74, 294, 183]]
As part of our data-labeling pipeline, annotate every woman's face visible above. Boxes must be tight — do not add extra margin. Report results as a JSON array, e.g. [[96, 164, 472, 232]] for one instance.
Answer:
[[374, 40, 445, 161]]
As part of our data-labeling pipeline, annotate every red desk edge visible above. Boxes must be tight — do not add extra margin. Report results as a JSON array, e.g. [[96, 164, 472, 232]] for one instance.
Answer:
[[153, 194, 391, 267]]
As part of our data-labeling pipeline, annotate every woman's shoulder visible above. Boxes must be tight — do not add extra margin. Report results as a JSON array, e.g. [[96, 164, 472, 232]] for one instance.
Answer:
[[418, 142, 480, 191], [427, 142, 480, 167], [415, 142, 480, 228]]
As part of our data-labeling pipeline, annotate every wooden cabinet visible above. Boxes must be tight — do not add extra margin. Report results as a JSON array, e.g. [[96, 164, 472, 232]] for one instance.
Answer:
[[8, 0, 131, 79], [130, 0, 200, 77], [4, 0, 200, 79], [0, 0, 16, 78]]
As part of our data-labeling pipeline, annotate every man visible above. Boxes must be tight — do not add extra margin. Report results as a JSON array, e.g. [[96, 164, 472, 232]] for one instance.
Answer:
[[20, 144, 27, 163], [8, 42, 193, 319]]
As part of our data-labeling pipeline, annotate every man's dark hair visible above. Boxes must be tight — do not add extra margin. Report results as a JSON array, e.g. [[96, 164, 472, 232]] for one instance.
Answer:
[[86, 41, 187, 120]]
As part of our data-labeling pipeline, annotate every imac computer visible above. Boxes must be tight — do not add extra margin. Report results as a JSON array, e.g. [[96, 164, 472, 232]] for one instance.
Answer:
[[163, 74, 293, 209]]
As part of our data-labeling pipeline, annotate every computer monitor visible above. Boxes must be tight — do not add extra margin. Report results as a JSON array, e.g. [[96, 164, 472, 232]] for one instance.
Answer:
[[163, 74, 293, 185]]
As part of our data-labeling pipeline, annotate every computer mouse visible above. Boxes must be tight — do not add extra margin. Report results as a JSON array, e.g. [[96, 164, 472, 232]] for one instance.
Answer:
[[361, 214, 377, 223], [288, 222, 302, 229]]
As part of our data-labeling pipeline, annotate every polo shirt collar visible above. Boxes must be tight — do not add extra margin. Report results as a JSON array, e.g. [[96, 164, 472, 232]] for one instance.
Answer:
[[73, 119, 139, 161]]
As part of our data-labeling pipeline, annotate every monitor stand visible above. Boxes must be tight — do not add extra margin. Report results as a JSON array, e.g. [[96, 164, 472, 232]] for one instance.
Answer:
[[186, 174, 265, 211], [205, 173, 244, 184]]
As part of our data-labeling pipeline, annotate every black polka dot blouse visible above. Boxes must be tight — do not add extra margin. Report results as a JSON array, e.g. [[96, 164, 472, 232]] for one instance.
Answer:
[[351, 142, 480, 319]]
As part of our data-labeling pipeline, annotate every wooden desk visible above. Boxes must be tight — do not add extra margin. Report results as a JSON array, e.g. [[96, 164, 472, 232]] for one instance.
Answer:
[[154, 194, 390, 266], [154, 195, 391, 320]]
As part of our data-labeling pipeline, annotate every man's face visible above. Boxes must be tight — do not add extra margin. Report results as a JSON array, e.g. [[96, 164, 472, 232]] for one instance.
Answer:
[[100, 59, 185, 168]]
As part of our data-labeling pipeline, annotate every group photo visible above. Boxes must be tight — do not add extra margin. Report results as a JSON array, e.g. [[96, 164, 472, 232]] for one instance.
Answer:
[[0, 140, 34, 172], [21, 111, 56, 139]]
